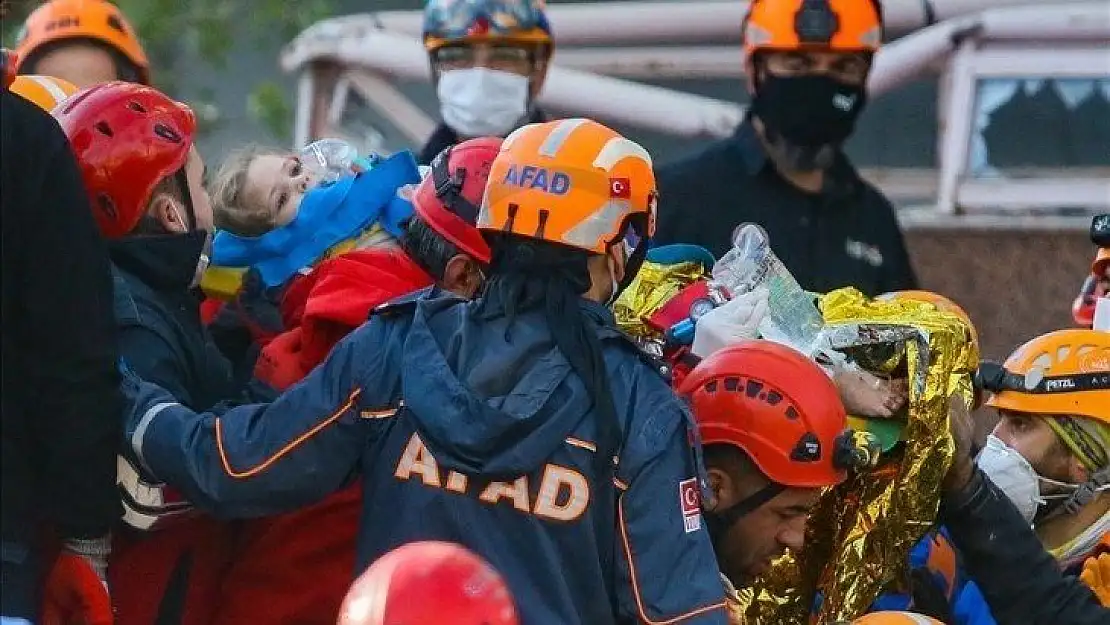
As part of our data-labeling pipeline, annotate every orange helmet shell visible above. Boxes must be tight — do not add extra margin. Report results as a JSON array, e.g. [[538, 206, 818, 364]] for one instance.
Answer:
[[1094, 247, 1109, 276], [15, 0, 150, 84], [338, 541, 518, 625], [479, 118, 657, 254], [743, 0, 882, 57], [852, 612, 945, 625], [9, 75, 79, 112], [877, 290, 979, 352], [985, 329, 1110, 422], [679, 341, 849, 488]]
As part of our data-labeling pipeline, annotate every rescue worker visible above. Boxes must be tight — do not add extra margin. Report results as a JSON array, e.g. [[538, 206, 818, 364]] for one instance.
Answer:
[[975, 328, 1110, 606], [14, 0, 150, 88], [679, 340, 862, 601], [2, 50, 120, 625], [1073, 214, 1109, 328], [121, 119, 730, 623], [54, 81, 236, 625], [210, 139, 499, 625], [938, 335, 1110, 625], [419, 0, 552, 164], [337, 541, 519, 625], [654, 0, 916, 296]]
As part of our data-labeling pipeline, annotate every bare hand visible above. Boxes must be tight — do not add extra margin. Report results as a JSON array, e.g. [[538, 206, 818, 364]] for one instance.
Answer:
[[943, 393, 976, 492], [833, 367, 908, 418]]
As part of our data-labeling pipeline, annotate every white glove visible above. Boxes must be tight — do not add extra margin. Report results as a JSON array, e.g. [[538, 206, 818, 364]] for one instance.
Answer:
[[691, 286, 769, 358]]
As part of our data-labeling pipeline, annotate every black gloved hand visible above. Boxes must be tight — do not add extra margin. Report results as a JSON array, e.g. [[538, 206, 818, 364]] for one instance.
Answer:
[[909, 567, 957, 624]]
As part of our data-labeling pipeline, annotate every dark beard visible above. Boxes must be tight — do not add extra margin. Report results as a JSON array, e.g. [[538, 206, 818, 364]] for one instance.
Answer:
[[763, 126, 838, 172]]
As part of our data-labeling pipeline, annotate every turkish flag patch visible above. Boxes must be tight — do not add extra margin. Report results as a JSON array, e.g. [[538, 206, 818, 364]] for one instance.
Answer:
[[609, 177, 631, 199], [679, 478, 702, 533]]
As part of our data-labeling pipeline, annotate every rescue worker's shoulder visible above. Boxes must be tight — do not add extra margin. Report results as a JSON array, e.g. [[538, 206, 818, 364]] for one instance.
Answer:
[[600, 329, 698, 472], [598, 327, 674, 381], [370, 285, 449, 319]]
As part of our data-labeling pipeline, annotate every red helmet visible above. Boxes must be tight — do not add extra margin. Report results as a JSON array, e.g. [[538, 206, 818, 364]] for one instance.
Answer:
[[54, 81, 196, 238], [679, 341, 850, 488], [412, 137, 500, 264], [338, 541, 518, 625]]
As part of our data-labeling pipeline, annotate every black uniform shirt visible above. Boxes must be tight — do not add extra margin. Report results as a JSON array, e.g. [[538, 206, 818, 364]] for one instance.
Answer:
[[654, 118, 918, 296]]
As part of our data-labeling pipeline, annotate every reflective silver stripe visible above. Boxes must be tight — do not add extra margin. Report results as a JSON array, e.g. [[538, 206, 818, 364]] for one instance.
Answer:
[[592, 136, 653, 171], [28, 75, 69, 104], [131, 402, 177, 471], [563, 198, 632, 250], [538, 118, 588, 157]]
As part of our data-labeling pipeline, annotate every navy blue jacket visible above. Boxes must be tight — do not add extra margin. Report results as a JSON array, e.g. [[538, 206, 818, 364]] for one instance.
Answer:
[[123, 290, 729, 624], [110, 234, 237, 412]]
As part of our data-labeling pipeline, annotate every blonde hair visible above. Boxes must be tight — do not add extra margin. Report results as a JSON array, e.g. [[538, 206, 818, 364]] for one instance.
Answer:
[[209, 144, 288, 236]]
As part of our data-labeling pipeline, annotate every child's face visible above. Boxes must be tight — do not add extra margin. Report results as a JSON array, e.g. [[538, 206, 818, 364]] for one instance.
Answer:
[[243, 154, 316, 228]]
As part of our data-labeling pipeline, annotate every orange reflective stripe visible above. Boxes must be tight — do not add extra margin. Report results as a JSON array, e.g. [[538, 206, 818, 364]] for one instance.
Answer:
[[618, 494, 726, 623], [925, 533, 958, 600], [216, 388, 361, 479]]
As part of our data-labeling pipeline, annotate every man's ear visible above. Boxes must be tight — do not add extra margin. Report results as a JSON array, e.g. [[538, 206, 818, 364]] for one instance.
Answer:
[[149, 193, 187, 234], [607, 245, 627, 285], [705, 467, 733, 512], [442, 255, 482, 299], [1067, 453, 1092, 485]]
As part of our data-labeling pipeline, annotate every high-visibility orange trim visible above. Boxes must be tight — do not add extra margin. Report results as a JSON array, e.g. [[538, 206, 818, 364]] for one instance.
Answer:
[[617, 494, 726, 623], [216, 388, 362, 479], [565, 436, 597, 452]]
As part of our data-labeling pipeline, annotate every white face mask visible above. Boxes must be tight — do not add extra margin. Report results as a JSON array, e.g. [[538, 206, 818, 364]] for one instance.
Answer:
[[976, 434, 1087, 523], [437, 68, 529, 138]]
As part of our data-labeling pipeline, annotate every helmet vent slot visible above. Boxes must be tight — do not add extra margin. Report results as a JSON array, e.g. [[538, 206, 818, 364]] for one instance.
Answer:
[[96, 194, 118, 220], [153, 123, 182, 143], [107, 14, 126, 33], [94, 121, 113, 137], [127, 100, 147, 113]]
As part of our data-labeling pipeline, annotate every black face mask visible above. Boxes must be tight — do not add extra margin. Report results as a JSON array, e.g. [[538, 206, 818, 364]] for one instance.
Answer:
[[750, 73, 868, 169]]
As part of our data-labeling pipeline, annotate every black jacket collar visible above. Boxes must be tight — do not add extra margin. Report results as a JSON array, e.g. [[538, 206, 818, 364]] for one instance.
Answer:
[[109, 231, 206, 292]]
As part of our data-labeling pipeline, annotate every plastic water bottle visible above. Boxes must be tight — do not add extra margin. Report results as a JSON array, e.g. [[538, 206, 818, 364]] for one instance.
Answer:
[[711, 223, 828, 357], [300, 139, 377, 184]]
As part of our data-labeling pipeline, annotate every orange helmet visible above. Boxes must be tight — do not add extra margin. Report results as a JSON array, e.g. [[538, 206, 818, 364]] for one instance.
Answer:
[[9, 75, 78, 112], [877, 290, 979, 353], [981, 329, 1109, 423], [14, 0, 150, 84], [337, 542, 518, 625], [1094, 248, 1110, 277], [479, 118, 657, 261], [743, 0, 883, 58], [850, 612, 944, 625], [679, 341, 853, 488]]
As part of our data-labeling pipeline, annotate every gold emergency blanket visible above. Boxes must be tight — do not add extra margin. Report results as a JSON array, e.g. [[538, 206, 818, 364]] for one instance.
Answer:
[[612, 259, 708, 339], [735, 287, 979, 624]]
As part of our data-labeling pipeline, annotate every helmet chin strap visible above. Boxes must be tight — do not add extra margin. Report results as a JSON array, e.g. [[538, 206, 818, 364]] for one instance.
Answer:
[[704, 483, 786, 545]]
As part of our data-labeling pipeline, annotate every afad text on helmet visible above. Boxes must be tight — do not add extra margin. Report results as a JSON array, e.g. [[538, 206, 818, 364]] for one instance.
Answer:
[[502, 165, 571, 196]]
